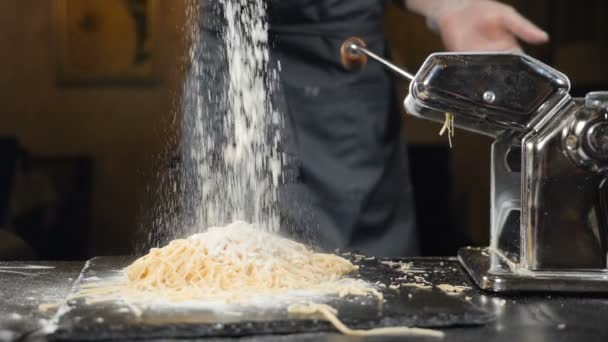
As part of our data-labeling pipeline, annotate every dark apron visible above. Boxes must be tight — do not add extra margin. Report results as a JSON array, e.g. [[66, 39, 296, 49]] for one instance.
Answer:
[[269, 0, 418, 257], [195, 0, 418, 257]]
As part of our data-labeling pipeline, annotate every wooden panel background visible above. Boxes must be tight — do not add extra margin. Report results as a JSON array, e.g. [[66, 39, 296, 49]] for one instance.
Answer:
[[0, 0, 606, 254]]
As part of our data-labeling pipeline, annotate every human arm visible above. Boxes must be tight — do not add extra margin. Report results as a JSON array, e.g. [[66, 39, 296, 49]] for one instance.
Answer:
[[403, 0, 549, 52]]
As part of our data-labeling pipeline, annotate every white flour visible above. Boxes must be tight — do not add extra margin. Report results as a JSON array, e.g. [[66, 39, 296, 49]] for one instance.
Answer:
[[176, 0, 282, 239]]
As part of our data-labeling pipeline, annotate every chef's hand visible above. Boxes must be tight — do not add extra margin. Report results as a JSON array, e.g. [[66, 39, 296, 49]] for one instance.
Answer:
[[406, 0, 549, 52]]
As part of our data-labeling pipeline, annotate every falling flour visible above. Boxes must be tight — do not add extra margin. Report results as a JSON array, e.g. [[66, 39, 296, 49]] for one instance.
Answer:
[[177, 0, 282, 238]]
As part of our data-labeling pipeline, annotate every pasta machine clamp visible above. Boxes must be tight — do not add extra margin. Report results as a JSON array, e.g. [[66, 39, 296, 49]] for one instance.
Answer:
[[341, 37, 608, 292]]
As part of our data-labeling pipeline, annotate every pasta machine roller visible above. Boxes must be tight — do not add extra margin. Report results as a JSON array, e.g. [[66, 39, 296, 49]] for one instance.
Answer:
[[342, 37, 608, 292]]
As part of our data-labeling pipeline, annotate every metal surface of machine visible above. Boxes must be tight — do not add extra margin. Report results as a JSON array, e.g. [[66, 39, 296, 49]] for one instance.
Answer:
[[342, 38, 608, 292]]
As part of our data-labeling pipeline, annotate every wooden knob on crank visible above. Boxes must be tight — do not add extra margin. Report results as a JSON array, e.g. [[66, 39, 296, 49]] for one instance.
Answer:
[[340, 37, 368, 70]]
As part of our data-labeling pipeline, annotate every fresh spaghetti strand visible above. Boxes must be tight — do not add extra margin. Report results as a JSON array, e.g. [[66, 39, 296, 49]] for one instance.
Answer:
[[439, 112, 455, 148], [288, 303, 444, 338]]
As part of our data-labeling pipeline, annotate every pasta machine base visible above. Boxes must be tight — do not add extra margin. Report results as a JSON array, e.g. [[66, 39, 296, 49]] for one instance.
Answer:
[[459, 247, 608, 293]]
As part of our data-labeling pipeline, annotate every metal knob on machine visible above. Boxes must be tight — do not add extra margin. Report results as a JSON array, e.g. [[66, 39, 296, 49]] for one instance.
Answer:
[[586, 121, 608, 160], [584, 92, 608, 163], [563, 92, 608, 173]]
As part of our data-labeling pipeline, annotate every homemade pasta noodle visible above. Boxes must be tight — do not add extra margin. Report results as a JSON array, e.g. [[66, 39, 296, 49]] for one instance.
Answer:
[[439, 112, 455, 148], [288, 303, 444, 338], [122, 221, 360, 302]]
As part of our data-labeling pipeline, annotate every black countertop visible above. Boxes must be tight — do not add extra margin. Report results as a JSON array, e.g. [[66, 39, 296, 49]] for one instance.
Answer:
[[2, 259, 608, 342], [0, 261, 82, 341]]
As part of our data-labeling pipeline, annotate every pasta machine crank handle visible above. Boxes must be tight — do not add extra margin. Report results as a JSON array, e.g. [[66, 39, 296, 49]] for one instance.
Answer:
[[340, 37, 415, 81]]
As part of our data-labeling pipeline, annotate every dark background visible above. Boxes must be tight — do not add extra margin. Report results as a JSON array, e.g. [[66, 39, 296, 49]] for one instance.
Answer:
[[0, 0, 606, 260]]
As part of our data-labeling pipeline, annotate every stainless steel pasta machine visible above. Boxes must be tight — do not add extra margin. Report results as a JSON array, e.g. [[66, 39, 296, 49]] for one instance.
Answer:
[[341, 37, 608, 293]]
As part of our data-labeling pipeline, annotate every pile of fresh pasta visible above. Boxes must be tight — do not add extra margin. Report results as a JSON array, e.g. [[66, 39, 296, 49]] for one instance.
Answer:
[[75, 221, 443, 338], [125, 221, 359, 301]]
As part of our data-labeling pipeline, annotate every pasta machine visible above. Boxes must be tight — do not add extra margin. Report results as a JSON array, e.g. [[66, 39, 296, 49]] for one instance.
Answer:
[[341, 37, 608, 292]]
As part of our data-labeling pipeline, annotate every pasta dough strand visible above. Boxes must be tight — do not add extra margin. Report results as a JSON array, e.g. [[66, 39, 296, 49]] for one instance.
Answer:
[[288, 303, 444, 338]]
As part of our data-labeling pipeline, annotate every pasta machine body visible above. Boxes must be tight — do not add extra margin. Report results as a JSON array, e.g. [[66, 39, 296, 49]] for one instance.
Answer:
[[406, 53, 608, 292], [341, 40, 608, 292]]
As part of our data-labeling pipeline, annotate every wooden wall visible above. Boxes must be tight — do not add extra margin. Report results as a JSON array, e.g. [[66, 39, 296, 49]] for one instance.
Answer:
[[1, 0, 606, 255], [0, 0, 188, 255]]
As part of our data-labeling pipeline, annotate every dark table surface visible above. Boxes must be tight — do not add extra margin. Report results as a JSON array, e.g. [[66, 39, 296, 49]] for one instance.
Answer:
[[2, 258, 608, 342]]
